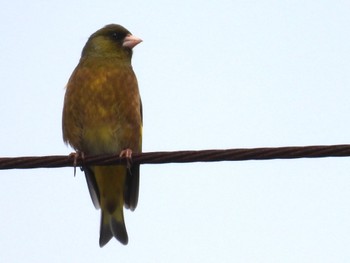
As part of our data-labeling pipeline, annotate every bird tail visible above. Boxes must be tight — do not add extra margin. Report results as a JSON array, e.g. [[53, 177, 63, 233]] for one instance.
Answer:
[[99, 206, 128, 247]]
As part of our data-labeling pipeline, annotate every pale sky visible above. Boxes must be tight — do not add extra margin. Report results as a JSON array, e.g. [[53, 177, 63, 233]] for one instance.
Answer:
[[1, 1, 350, 262]]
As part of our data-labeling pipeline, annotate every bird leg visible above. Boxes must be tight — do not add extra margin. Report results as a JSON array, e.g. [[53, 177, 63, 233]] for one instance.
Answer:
[[69, 151, 85, 176], [119, 149, 133, 170]]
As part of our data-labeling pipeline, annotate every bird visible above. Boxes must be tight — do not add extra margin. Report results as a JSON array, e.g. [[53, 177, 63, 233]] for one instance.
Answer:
[[62, 24, 142, 247]]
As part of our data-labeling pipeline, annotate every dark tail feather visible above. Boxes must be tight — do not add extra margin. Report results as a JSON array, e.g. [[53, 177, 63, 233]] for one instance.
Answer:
[[99, 209, 128, 247], [110, 217, 128, 245], [99, 211, 113, 247]]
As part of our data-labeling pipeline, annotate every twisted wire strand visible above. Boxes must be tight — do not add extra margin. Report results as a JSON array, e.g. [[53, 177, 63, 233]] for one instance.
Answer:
[[0, 144, 349, 170]]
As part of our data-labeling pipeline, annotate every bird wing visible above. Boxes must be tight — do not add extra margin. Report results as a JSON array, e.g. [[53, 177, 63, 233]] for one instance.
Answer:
[[83, 166, 101, 209], [124, 164, 140, 211], [124, 99, 142, 211]]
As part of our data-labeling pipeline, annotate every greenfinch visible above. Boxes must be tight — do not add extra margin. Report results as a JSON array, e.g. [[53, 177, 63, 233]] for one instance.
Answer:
[[62, 24, 142, 246]]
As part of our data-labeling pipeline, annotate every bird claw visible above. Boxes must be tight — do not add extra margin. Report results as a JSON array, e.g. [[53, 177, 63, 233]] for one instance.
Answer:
[[69, 151, 85, 176], [120, 149, 133, 159], [120, 149, 133, 170]]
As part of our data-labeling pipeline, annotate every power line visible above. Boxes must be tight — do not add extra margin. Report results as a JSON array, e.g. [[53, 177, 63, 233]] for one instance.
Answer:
[[0, 144, 349, 170]]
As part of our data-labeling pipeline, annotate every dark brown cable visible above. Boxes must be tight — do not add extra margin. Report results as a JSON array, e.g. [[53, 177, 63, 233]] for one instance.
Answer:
[[0, 144, 349, 170]]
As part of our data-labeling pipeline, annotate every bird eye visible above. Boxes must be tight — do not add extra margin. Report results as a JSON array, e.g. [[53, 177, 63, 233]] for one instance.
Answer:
[[111, 32, 123, 40]]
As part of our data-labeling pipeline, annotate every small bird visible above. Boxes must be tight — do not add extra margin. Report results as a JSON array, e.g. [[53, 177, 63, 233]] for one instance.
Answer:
[[62, 24, 142, 247]]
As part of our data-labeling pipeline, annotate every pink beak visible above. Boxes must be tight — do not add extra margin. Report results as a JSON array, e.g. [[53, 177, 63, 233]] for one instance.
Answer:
[[123, 34, 142, 49]]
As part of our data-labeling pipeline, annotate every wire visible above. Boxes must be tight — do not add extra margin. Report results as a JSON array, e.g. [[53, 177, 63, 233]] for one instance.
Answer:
[[0, 144, 349, 170]]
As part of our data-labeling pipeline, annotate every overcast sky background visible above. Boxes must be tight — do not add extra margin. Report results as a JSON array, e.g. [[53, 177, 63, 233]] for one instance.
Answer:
[[1, 1, 350, 262]]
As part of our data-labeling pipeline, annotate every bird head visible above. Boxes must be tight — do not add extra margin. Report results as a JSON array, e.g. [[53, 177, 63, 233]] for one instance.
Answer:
[[81, 24, 142, 62]]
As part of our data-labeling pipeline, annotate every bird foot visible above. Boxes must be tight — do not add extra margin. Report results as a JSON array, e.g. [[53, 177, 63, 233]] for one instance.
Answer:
[[119, 149, 133, 170], [69, 151, 85, 176], [120, 149, 133, 159]]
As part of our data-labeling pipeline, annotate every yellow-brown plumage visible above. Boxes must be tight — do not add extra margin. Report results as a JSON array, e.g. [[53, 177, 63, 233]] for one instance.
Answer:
[[62, 24, 142, 246]]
